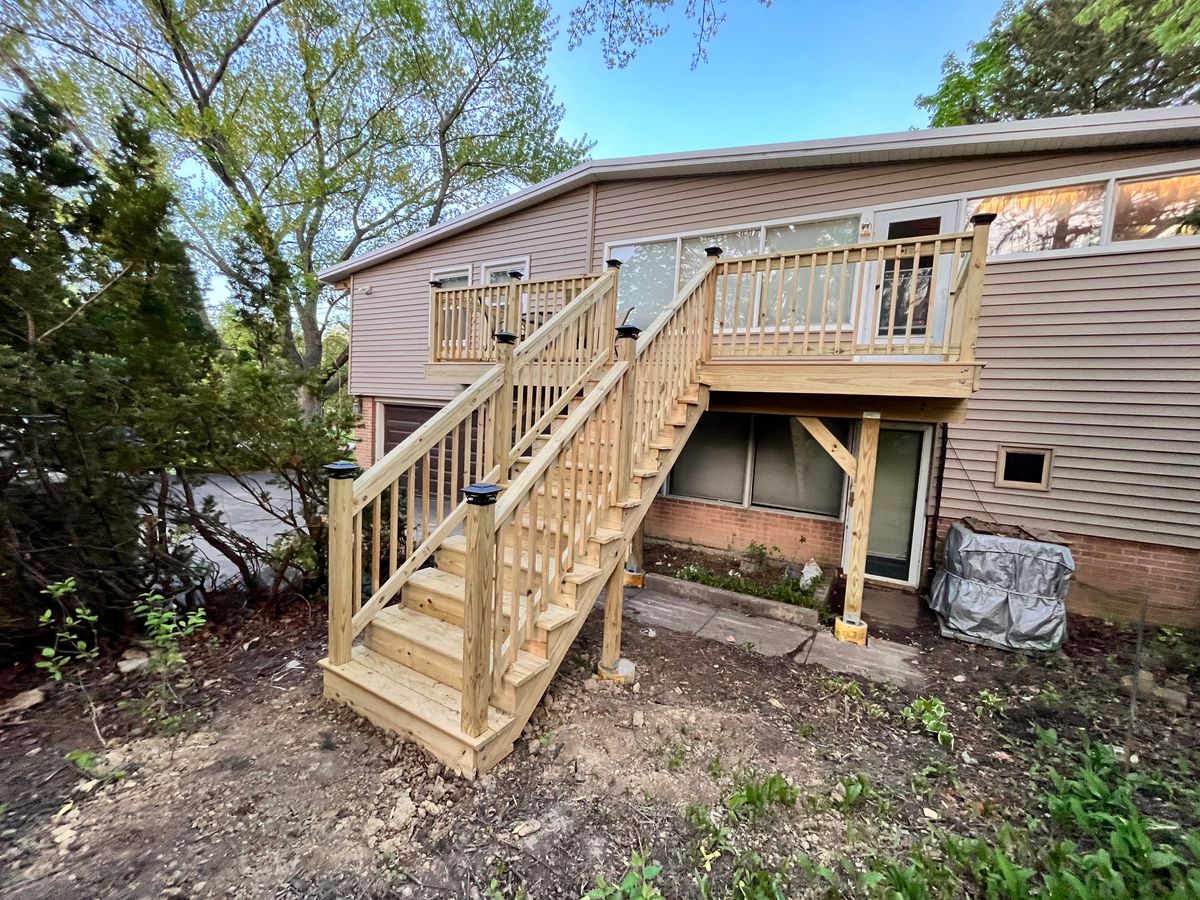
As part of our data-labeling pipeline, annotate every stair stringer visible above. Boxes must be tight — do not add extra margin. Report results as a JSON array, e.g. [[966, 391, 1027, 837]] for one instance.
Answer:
[[468, 383, 710, 775]]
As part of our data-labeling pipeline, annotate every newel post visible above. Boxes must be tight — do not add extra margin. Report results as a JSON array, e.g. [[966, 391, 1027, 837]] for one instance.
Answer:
[[605, 257, 623, 331], [598, 325, 641, 685], [461, 483, 500, 737], [504, 272, 523, 334], [959, 213, 995, 362], [428, 279, 443, 362], [492, 331, 518, 485], [701, 246, 722, 362], [325, 460, 361, 666]]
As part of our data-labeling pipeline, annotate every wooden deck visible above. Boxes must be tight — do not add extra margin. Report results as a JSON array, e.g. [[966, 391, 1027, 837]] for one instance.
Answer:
[[323, 217, 996, 775]]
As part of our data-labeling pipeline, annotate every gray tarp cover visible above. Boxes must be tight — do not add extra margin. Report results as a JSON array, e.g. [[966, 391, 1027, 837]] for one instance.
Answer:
[[928, 521, 1073, 651]]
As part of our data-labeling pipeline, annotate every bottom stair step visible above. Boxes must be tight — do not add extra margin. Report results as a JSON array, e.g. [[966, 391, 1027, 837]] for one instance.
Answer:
[[320, 646, 512, 773]]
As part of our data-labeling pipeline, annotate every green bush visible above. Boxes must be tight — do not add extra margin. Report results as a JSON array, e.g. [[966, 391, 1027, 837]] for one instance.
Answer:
[[674, 564, 825, 615]]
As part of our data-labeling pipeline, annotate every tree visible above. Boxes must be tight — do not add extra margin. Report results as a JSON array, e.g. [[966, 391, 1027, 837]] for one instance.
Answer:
[[568, 0, 773, 68], [2, 0, 588, 414], [1079, 0, 1200, 53], [916, 0, 1200, 126], [0, 91, 217, 640]]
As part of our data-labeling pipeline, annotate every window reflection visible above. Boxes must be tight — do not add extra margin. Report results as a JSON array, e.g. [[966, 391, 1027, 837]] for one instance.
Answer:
[[1112, 172, 1200, 241], [967, 183, 1105, 255]]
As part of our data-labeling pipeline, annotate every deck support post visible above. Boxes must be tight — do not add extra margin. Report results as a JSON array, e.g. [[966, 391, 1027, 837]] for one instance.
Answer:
[[838, 412, 880, 645], [701, 246, 722, 363], [492, 331, 518, 485], [504, 274, 522, 334], [959, 213, 995, 362], [325, 461, 360, 666], [461, 483, 500, 737], [599, 324, 641, 684]]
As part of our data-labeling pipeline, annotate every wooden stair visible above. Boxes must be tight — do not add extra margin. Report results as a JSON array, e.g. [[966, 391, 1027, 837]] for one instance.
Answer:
[[320, 263, 715, 777]]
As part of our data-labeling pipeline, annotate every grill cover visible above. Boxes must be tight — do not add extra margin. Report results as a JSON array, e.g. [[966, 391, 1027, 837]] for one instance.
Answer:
[[928, 520, 1073, 651]]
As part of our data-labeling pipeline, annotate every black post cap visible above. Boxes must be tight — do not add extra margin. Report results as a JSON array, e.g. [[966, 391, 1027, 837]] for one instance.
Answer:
[[704, 246, 722, 257], [615, 324, 641, 340], [605, 258, 623, 269], [507, 270, 524, 280], [429, 279, 443, 288], [325, 460, 361, 479], [494, 330, 518, 345], [970, 212, 998, 227], [462, 483, 501, 505]]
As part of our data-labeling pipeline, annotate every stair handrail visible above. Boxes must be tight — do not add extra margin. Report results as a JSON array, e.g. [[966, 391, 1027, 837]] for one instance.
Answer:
[[326, 267, 621, 667]]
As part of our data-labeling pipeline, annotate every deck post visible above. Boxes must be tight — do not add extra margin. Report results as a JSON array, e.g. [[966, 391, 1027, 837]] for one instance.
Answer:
[[504, 273, 523, 334], [613, 324, 641, 507], [701, 246, 722, 363], [325, 460, 361, 666], [958, 213, 995, 362], [491, 331, 518, 485], [838, 412, 880, 645], [461, 483, 500, 737], [428, 280, 442, 362]]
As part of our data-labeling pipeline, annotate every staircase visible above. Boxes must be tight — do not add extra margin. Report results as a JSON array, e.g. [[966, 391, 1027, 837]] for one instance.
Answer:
[[319, 261, 716, 776]]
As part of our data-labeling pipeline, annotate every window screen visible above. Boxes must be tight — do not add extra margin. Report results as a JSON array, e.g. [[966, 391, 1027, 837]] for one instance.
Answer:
[[670, 412, 751, 504], [751, 417, 847, 516]]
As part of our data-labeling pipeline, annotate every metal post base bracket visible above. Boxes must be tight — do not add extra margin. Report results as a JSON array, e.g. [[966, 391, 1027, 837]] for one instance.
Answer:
[[834, 616, 868, 646], [597, 658, 637, 685], [623, 569, 645, 589]]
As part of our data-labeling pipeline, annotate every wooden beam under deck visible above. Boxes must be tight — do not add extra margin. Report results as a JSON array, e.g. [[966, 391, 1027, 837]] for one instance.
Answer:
[[708, 392, 970, 424], [699, 360, 981, 400]]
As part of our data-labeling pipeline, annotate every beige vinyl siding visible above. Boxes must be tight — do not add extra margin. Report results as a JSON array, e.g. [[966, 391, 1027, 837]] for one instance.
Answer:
[[346, 144, 1200, 553], [940, 247, 1200, 550], [349, 185, 593, 399]]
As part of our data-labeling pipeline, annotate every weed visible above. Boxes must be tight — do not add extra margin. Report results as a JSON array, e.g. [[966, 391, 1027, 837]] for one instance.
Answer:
[[585, 851, 664, 899], [36, 579, 98, 682], [725, 852, 792, 899], [117, 592, 206, 736], [1037, 684, 1063, 709], [65, 748, 126, 784], [900, 697, 954, 749], [974, 689, 1007, 718], [706, 754, 726, 780], [483, 861, 528, 900], [668, 745, 686, 774], [726, 772, 799, 824], [832, 773, 874, 812], [822, 676, 866, 702]]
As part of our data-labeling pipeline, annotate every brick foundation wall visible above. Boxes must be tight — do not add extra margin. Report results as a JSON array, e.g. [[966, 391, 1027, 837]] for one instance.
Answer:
[[644, 496, 845, 568], [354, 396, 376, 467]]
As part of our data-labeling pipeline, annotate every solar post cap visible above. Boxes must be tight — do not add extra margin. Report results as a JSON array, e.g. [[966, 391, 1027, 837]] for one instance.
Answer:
[[462, 483, 501, 505], [494, 331, 518, 344], [324, 460, 361, 479], [605, 258, 623, 268], [970, 213, 998, 226], [615, 324, 641, 340], [704, 246, 722, 257]]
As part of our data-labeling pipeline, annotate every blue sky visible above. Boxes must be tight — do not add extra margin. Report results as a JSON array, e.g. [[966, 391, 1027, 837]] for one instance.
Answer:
[[545, 0, 1000, 158]]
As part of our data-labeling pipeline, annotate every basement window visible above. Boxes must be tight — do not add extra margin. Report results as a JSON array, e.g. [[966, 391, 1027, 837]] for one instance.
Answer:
[[995, 446, 1053, 491]]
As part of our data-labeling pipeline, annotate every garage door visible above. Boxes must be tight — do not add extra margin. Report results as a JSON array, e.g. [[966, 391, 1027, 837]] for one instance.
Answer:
[[381, 403, 439, 454]]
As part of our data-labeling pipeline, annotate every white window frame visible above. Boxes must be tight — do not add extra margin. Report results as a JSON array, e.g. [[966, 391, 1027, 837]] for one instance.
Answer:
[[665, 411, 849, 523], [994, 445, 1054, 492], [429, 265, 472, 287], [481, 255, 532, 284]]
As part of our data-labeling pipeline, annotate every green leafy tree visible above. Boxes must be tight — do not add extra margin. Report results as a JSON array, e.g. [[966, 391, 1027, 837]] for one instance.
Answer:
[[1079, 0, 1200, 52], [2, 0, 588, 414], [917, 0, 1200, 126], [0, 91, 217, 642]]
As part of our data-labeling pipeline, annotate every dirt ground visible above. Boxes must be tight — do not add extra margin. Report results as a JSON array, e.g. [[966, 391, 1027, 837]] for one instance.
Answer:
[[1, 594, 1197, 899]]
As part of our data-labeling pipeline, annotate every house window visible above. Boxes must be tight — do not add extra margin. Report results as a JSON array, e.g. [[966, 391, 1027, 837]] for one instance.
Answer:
[[482, 258, 529, 284], [609, 239, 678, 329], [966, 183, 1106, 255], [670, 412, 848, 517], [1111, 171, 1200, 242], [994, 446, 1053, 491], [430, 267, 470, 289]]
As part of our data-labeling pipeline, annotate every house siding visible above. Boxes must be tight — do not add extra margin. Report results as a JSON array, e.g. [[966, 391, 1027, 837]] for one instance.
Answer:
[[345, 144, 1200, 623]]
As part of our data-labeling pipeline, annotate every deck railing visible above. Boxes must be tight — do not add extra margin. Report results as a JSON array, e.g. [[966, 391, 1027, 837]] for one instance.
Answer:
[[327, 270, 620, 666], [330, 216, 994, 734], [430, 274, 602, 362], [708, 230, 982, 360]]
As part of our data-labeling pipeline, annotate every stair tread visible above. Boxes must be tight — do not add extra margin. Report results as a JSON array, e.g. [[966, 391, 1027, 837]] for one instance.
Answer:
[[373, 606, 547, 688], [407, 569, 577, 631], [335, 646, 511, 743]]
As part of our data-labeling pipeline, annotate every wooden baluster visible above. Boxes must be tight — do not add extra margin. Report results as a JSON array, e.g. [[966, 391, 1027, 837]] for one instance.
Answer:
[[324, 461, 360, 666], [786, 254, 801, 355], [924, 241, 942, 355], [389, 480, 399, 575], [352, 509, 363, 614], [405, 467, 416, 556], [460, 483, 499, 737], [834, 249, 850, 355], [770, 255, 786, 356], [943, 237, 964, 357], [802, 252, 818, 354], [885, 250, 902, 353], [715, 263, 730, 356], [903, 241, 921, 351], [370, 494, 381, 597], [959, 214, 994, 362], [818, 252, 833, 355], [867, 246, 886, 354]]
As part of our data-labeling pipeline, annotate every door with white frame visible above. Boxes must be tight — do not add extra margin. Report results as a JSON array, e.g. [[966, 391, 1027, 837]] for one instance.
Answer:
[[841, 423, 932, 587], [857, 201, 962, 359]]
